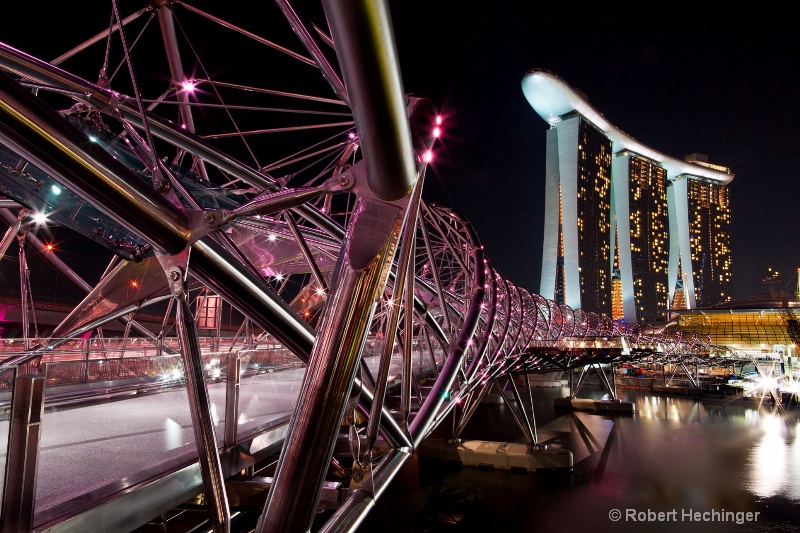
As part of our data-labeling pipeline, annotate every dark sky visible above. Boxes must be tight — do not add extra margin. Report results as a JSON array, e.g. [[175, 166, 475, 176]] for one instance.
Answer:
[[389, 1, 800, 300], [2, 1, 800, 302]]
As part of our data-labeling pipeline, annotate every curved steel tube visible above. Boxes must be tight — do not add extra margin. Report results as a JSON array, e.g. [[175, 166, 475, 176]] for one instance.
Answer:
[[0, 69, 191, 255]]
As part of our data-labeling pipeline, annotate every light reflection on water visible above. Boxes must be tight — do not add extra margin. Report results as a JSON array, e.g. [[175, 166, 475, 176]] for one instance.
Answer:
[[625, 390, 800, 501], [746, 413, 800, 499], [359, 386, 800, 533]]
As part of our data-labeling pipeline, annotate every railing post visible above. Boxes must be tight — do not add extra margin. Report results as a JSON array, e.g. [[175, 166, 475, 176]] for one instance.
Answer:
[[1, 373, 46, 532], [81, 338, 90, 384], [224, 354, 241, 449]]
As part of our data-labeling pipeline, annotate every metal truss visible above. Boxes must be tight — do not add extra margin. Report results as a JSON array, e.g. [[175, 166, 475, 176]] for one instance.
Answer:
[[0, 1, 750, 532]]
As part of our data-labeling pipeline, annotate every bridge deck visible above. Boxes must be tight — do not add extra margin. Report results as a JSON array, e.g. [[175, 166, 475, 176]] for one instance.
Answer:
[[1, 367, 304, 529]]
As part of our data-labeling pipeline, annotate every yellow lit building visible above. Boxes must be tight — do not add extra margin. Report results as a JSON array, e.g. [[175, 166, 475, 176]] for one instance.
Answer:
[[522, 69, 734, 321], [669, 306, 797, 359], [612, 151, 670, 322]]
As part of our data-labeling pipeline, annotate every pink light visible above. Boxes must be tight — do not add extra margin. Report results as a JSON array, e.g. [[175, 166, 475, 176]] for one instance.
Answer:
[[433, 126, 441, 138], [181, 80, 196, 92], [424, 150, 433, 163], [435, 115, 443, 125], [348, 132, 356, 139]]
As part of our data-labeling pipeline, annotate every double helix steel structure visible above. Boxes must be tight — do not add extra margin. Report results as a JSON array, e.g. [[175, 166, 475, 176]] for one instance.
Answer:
[[0, 1, 724, 532]]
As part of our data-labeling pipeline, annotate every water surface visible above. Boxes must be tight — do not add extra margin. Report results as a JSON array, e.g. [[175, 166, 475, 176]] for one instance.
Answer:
[[359, 386, 800, 532]]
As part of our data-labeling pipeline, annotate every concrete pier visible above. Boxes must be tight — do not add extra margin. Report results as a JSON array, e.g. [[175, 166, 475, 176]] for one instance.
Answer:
[[418, 438, 573, 472], [553, 397, 635, 413]]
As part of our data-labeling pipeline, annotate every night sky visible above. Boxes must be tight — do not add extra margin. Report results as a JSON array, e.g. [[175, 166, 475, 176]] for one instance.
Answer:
[[2, 1, 799, 302], [389, 1, 800, 300]]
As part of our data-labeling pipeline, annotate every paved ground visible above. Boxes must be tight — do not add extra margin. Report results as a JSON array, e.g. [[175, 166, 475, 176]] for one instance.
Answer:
[[0, 367, 306, 524]]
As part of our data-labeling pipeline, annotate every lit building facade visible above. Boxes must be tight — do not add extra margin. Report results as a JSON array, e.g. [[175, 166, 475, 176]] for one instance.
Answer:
[[523, 69, 733, 321], [612, 151, 670, 322], [541, 114, 612, 315], [667, 166, 733, 309]]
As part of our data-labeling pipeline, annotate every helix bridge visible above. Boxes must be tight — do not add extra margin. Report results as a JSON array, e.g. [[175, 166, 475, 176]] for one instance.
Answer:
[[0, 1, 763, 531]]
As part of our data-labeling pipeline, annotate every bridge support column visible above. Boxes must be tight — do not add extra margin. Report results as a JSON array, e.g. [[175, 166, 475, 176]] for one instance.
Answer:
[[570, 365, 589, 398], [160, 257, 230, 533], [496, 375, 538, 446], [592, 363, 617, 400], [1, 373, 45, 532], [557, 362, 634, 413], [258, 198, 405, 533], [610, 363, 618, 399]]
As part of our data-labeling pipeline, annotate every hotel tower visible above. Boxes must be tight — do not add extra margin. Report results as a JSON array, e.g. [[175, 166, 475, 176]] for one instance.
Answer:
[[522, 70, 733, 323]]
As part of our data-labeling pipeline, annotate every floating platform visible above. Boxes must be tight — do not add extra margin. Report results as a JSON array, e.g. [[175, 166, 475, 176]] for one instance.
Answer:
[[553, 397, 635, 413], [418, 438, 572, 472]]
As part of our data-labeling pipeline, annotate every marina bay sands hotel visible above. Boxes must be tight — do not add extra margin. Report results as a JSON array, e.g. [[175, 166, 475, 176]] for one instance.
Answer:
[[522, 70, 733, 324]]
